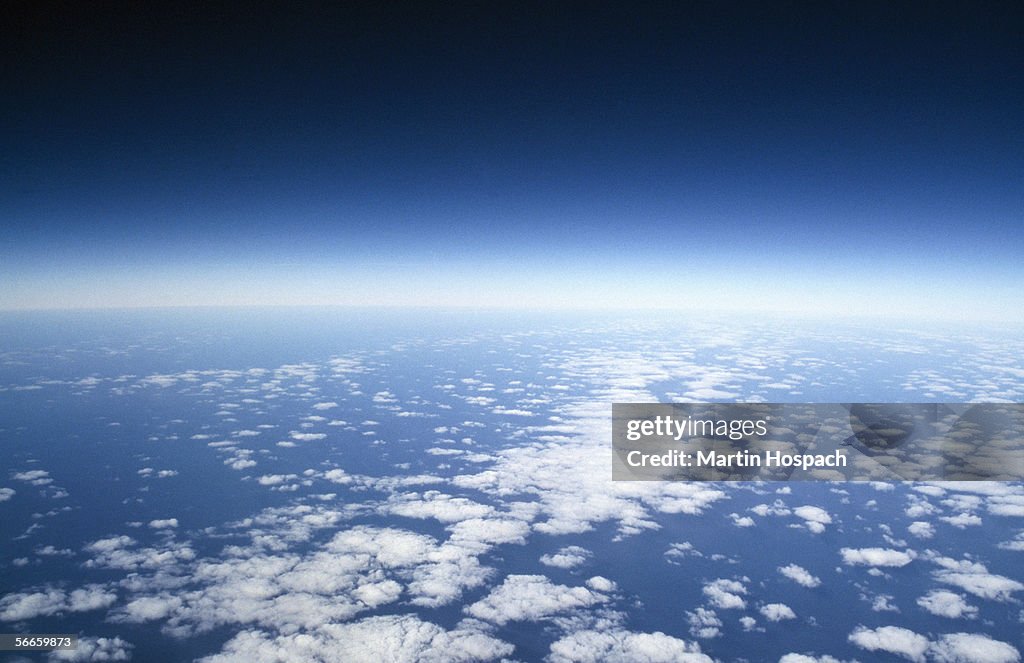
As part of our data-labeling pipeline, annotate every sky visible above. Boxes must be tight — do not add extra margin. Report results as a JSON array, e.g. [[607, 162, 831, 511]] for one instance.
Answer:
[[2, 2, 1022, 319]]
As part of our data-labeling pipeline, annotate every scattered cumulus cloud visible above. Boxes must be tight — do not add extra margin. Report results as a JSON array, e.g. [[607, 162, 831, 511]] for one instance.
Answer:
[[779, 564, 821, 588], [848, 625, 930, 662], [464, 574, 609, 625], [917, 590, 978, 619], [540, 546, 592, 569], [840, 547, 917, 568], [702, 578, 747, 610], [760, 603, 797, 621], [548, 628, 712, 663]]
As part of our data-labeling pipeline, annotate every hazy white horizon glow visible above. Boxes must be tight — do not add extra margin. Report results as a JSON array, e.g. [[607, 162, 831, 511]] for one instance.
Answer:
[[2, 255, 1020, 324]]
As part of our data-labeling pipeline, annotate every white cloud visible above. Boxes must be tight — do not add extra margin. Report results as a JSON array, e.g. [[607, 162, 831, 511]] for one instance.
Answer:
[[200, 615, 512, 663], [778, 564, 821, 588], [730, 513, 755, 527], [322, 468, 352, 484], [779, 655, 853, 663], [702, 578, 747, 610], [840, 547, 916, 567], [917, 590, 978, 619], [491, 406, 535, 416], [257, 474, 298, 486], [848, 625, 929, 662], [940, 513, 983, 528], [548, 628, 713, 663], [352, 580, 403, 608], [381, 491, 494, 524], [311, 402, 338, 410], [453, 391, 727, 538], [928, 633, 1020, 663], [148, 519, 179, 529], [751, 501, 791, 517], [988, 496, 1024, 517], [290, 432, 326, 441], [48, 636, 133, 661], [0, 585, 116, 622], [540, 546, 592, 569], [929, 554, 1024, 601], [13, 469, 51, 485], [446, 517, 531, 548], [665, 542, 702, 563], [464, 574, 608, 625], [0, 487, 15, 501], [687, 607, 722, 638], [114, 595, 183, 623], [871, 594, 900, 613], [760, 603, 796, 621], [113, 523, 493, 636], [585, 576, 616, 593], [793, 506, 832, 534], [934, 571, 1023, 602], [905, 495, 938, 519], [908, 521, 935, 539], [997, 532, 1024, 551]]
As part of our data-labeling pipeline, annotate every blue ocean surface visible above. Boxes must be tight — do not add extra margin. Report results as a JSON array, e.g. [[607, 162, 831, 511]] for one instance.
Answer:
[[1, 309, 1023, 662]]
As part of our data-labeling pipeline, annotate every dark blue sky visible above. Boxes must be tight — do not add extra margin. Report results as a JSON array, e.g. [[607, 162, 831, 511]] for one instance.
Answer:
[[3, 2, 1022, 316]]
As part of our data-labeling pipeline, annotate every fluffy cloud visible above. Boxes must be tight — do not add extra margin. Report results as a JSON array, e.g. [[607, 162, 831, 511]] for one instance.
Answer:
[[290, 432, 326, 442], [83, 536, 195, 571], [548, 628, 713, 663], [446, 517, 531, 549], [452, 394, 727, 538], [585, 576, 616, 593], [930, 555, 1024, 601], [848, 625, 930, 662], [113, 595, 184, 623], [751, 501, 791, 517], [928, 633, 1020, 663], [940, 513, 983, 528], [665, 542, 702, 563], [916, 590, 978, 619], [687, 607, 722, 639], [987, 496, 1024, 517], [760, 603, 796, 621], [997, 532, 1024, 551], [0, 586, 116, 622], [48, 636, 133, 661], [540, 546, 592, 569], [702, 578, 747, 610], [730, 513, 755, 527], [908, 521, 936, 539], [793, 506, 833, 534], [934, 571, 1023, 602], [464, 574, 608, 625], [778, 564, 821, 588], [13, 469, 51, 485], [200, 615, 512, 663], [380, 491, 494, 524], [104, 522, 500, 637], [840, 547, 916, 567]]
